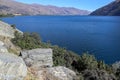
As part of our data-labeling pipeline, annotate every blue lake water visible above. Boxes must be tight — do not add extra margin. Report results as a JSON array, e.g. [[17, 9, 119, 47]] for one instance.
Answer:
[[2, 16, 120, 64]]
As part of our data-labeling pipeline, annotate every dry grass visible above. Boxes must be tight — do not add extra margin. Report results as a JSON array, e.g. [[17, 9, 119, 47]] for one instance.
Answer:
[[24, 68, 38, 80]]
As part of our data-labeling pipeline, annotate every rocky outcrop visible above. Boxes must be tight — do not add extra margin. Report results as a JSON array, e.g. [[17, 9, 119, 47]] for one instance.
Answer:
[[29, 66, 77, 80], [45, 66, 77, 80], [21, 48, 53, 69], [0, 21, 77, 80], [0, 38, 27, 80], [0, 21, 14, 38], [0, 41, 8, 53], [21, 48, 78, 80], [0, 53, 27, 80], [0, 21, 22, 55]]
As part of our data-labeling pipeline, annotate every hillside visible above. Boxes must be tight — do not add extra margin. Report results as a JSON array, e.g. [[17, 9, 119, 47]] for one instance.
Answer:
[[0, 21, 120, 79], [90, 0, 120, 16], [0, 0, 90, 15]]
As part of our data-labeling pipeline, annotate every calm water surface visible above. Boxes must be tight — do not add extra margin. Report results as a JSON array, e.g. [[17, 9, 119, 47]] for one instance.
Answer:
[[2, 16, 120, 64]]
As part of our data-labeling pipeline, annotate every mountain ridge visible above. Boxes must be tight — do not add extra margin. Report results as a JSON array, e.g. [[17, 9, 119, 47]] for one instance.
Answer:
[[0, 0, 90, 15], [90, 0, 120, 16]]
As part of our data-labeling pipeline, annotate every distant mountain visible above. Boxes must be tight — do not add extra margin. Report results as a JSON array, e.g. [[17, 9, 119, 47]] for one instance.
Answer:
[[90, 0, 120, 16], [0, 0, 90, 15]]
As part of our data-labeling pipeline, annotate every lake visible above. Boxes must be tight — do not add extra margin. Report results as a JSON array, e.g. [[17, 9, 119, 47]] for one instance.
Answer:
[[2, 16, 120, 64]]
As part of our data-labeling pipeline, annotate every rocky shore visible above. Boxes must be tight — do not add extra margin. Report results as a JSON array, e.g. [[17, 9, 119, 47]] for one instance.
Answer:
[[0, 21, 77, 80]]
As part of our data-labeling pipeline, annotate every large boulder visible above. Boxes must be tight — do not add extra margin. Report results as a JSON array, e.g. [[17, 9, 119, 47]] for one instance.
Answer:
[[0, 53, 27, 80], [0, 21, 15, 38], [21, 48, 53, 69], [45, 66, 77, 80]]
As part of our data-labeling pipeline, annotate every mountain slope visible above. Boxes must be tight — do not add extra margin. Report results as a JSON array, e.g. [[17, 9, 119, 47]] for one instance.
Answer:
[[0, 0, 90, 15], [90, 0, 120, 16]]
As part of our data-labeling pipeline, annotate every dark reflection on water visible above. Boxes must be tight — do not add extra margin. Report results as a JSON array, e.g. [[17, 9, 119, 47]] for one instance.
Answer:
[[2, 16, 120, 64]]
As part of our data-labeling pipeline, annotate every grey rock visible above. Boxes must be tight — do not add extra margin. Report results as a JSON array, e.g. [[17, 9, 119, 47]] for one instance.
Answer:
[[0, 41, 4, 46], [0, 41, 8, 53], [0, 46, 8, 53], [45, 66, 77, 80], [0, 21, 15, 38], [0, 53, 27, 80], [21, 48, 53, 68]]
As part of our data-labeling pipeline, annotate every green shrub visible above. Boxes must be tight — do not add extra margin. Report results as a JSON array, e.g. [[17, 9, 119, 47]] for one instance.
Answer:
[[12, 31, 41, 49], [52, 45, 80, 69], [0, 14, 14, 17], [72, 53, 98, 72]]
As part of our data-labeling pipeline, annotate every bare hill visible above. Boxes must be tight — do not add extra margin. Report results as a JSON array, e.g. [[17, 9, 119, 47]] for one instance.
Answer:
[[0, 0, 90, 15], [90, 0, 120, 16]]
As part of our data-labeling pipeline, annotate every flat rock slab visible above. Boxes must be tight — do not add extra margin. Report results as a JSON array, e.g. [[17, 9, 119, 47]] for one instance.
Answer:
[[46, 66, 77, 80], [21, 48, 53, 69], [0, 53, 27, 80]]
